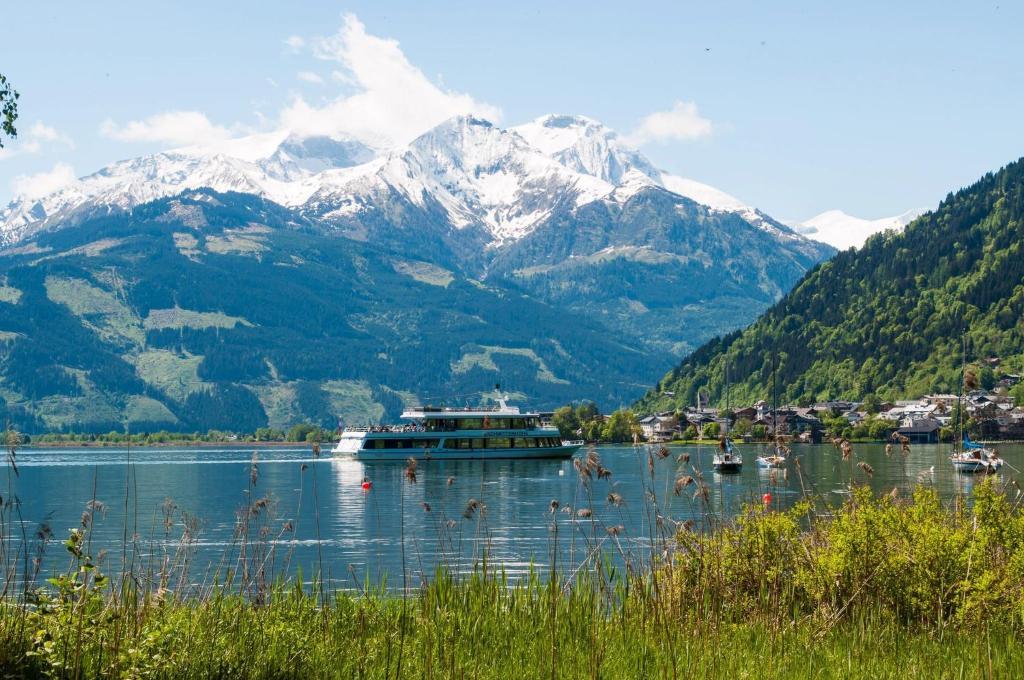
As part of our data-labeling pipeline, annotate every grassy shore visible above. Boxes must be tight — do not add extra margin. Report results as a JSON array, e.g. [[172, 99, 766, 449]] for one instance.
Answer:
[[2, 442, 1024, 677], [3, 576, 1022, 679]]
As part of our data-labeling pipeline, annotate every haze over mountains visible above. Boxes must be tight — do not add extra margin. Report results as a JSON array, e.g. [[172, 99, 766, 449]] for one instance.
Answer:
[[0, 113, 835, 431]]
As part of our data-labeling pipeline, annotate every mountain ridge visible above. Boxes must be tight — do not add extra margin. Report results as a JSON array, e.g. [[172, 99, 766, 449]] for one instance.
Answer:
[[636, 157, 1024, 413]]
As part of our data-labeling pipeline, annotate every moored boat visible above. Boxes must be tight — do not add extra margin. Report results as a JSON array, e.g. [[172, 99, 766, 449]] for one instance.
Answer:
[[713, 437, 743, 472], [333, 396, 582, 461], [713, 362, 743, 473], [948, 337, 1002, 474]]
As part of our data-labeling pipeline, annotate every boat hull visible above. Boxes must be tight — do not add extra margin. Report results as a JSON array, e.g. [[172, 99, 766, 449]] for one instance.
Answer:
[[713, 461, 742, 473], [950, 458, 993, 474], [339, 443, 581, 462]]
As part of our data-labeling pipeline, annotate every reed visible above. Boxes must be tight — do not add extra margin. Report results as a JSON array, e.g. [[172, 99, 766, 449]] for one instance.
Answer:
[[2, 432, 1024, 678]]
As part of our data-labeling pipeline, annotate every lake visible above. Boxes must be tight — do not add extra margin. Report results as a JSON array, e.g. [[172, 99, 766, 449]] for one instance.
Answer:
[[5, 442, 1021, 590]]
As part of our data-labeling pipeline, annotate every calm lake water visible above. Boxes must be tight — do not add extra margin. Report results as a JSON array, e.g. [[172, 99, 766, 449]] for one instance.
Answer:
[[5, 442, 1022, 589]]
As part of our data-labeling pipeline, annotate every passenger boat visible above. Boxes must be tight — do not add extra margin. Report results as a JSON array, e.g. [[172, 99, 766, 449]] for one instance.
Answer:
[[333, 396, 584, 461]]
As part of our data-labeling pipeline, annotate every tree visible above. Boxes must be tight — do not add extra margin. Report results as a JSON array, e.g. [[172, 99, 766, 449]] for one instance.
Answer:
[[682, 425, 697, 440], [1009, 382, 1024, 406], [979, 366, 996, 391], [703, 422, 721, 438], [867, 417, 897, 441], [0, 74, 17, 147], [574, 401, 600, 424], [601, 409, 637, 443], [732, 417, 753, 436], [287, 423, 317, 442], [862, 394, 881, 415], [751, 424, 768, 440], [551, 406, 580, 438]]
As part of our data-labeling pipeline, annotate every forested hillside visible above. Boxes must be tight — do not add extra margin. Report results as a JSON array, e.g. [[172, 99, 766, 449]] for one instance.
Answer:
[[638, 158, 1024, 411]]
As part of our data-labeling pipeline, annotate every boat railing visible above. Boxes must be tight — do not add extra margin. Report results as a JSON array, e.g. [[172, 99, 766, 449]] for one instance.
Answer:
[[561, 439, 585, 447], [343, 425, 428, 434]]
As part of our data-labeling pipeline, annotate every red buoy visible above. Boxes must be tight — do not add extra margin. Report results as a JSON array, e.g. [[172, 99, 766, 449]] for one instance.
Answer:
[[361, 479, 372, 491], [762, 492, 772, 505]]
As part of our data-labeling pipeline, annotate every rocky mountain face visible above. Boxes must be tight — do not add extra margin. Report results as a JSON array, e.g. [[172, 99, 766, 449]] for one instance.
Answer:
[[0, 114, 834, 431]]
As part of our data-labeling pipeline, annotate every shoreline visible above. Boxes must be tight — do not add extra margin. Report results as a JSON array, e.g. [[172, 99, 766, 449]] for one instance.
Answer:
[[22, 440, 320, 449]]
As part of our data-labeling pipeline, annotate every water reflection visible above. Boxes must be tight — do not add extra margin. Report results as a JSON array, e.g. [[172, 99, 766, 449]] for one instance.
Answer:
[[4, 442, 1021, 588]]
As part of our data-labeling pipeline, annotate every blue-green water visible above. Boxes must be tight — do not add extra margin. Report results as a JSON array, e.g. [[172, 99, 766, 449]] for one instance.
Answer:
[[5, 442, 1021, 589]]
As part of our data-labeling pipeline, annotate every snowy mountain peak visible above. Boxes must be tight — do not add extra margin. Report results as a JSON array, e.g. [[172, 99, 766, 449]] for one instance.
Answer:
[[0, 113, 828, 253], [792, 208, 925, 250], [514, 114, 660, 185]]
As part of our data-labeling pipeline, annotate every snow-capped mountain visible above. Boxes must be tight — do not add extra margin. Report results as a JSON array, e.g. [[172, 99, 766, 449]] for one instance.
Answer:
[[792, 209, 924, 250], [0, 113, 825, 253]]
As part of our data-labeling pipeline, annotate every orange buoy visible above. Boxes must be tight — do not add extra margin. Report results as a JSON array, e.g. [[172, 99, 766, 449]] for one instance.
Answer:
[[762, 492, 772, 505], [361, 479, 372, 491]]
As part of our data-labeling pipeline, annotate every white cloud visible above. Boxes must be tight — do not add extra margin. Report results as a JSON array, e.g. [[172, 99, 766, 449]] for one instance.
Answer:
[[278, 14, 500, 146], [10, 162, 77, 200], [623, 101, 713, 146], [297, 71, 325, 85], [0, 121, 74, 159], [99, 111, 234, 147], [284, 35, 305, 52]]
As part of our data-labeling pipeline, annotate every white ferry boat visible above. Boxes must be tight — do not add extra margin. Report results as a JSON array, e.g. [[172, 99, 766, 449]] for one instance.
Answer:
[[333, 397, 584, 461]]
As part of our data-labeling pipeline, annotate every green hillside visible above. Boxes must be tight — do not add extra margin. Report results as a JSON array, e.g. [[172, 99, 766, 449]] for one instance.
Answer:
[[638, 158, 1024, 412], [0, 191, 656, 433]]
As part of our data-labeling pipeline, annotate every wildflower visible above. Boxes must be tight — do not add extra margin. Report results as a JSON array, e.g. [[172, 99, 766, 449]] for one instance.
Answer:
[[549, 499, 559, 513], [607, 492, 624, 507], [576, 508, 592, 518], [421, 502, 431, 513], [677, 453, 691, 464], [656, 446, 670, 459], [607, 525, 624, 536], [447, 476, 455, 487], [404, 457, 418, 484], [596, 466, 612, 480], [858, 461, 874, 478]]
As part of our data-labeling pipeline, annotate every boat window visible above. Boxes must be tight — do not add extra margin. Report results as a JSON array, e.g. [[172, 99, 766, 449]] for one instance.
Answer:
[[471, 438, 485, 449], [513, 438, 533, 448], [486, 437, 511, 449], [458, 418, 484, 429]]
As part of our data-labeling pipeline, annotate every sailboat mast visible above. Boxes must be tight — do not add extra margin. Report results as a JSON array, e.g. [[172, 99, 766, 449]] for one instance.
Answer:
[[772, 353, 778, 437], [958, 334, 966, 450], [724, 360, 730, 435]]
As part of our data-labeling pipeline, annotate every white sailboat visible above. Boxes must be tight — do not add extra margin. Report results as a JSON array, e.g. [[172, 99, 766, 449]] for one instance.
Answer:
[[713, 361, 743, 473], [756, 352, 788, 468], [949, 337, 1002, 474]]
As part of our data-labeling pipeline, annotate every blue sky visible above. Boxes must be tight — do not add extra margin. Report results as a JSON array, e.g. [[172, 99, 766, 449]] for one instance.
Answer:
[[1, 0, 1021, 219]]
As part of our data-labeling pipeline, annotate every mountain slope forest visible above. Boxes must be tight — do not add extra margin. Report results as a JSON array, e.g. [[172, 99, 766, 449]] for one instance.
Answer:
[[638, 157, 1024, 412]]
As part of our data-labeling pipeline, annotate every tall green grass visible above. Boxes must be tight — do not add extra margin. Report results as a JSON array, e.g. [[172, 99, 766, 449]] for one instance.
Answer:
[[1, 436, 1024, 678]]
